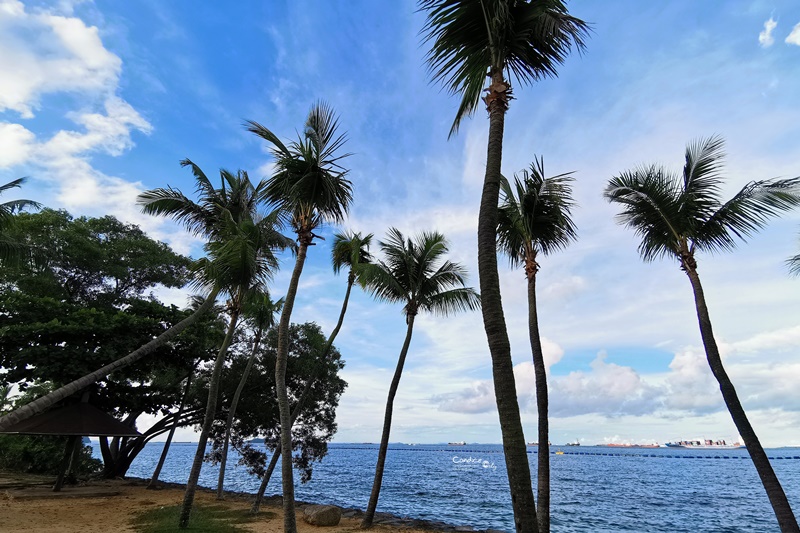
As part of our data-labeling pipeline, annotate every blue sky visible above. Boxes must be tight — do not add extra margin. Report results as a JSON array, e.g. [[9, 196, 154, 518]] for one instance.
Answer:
[[2, 0, 800, 446]]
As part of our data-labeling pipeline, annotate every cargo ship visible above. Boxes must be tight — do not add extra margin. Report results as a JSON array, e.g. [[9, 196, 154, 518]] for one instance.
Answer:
[[665, 439, 744, 449]]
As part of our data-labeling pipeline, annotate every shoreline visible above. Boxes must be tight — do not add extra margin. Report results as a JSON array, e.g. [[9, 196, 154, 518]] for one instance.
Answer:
[[127, 476, 490, 533]]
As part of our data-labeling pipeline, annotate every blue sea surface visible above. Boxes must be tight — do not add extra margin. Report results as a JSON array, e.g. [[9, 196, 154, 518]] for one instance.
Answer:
[[95, 443, 800, 532]]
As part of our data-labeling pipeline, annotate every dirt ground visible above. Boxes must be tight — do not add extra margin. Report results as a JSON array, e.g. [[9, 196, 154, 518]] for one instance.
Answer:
[[0, 478, 438, 533]]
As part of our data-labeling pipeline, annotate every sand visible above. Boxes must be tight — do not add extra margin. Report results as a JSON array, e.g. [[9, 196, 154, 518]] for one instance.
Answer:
[[0, 478, 442, 533]]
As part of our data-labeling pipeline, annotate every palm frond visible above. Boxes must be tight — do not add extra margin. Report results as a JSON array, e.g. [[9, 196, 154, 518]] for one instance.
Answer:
[[363, 227, 478, 320], [604, 166, 684, 261], [251, 102, 353, 232], [694, 177, 800, 253], [419, 0, 590, 136], [332, 230, 374, 274], [497, 157, 577, 268]]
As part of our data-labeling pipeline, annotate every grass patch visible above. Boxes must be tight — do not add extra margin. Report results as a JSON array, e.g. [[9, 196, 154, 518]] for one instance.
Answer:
[[132, 503, 262, 532]]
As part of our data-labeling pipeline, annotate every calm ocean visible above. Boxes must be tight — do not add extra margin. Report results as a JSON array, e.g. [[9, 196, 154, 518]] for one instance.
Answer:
[[94, 442, 800, 532]]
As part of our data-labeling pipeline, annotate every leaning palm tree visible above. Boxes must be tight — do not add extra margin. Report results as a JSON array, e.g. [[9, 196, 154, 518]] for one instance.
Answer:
[[359, 229, 480, 528], [604, 136, 800, 532], [246, 100, 352, 533], [216, 292, 283, 499], [419, 4, 588, 530], [139, 160, 290, 529], [496, 158, 576, 533], [249, 230, 372, 513], [0, 177, 41, 266]]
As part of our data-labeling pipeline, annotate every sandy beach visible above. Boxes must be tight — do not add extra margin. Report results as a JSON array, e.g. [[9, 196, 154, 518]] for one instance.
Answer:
[[0, 477, 449, 533]]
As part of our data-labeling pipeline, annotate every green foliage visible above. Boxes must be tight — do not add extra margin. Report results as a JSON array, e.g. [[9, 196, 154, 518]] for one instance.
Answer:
[[0, 208, 226, 475], [604, 136, 800, 263], [359, 228, 480, 319], [132, 504, 264, 532], [497, 157, 578, 268], [247, 101, 353, 235], [0, 177, 41, 266], [419, 0, 590, 135], [205, 322, 347, 483], [0, 434, 101, 476]]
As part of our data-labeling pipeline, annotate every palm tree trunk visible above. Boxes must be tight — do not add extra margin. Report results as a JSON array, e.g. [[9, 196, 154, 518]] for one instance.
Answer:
[[179, 306, 241, 529], [361, 314, 416, 528], [216, 327, 264, 499], [251, 275, 354, 515], [149, 369, 195, 490], [0, 287, 221, 432], [527, 272, 550, 533], [251, 445, 282, 513], [685, 267, 798, 532], [276, 240, 310, 533], [479, 71, 538, 533]]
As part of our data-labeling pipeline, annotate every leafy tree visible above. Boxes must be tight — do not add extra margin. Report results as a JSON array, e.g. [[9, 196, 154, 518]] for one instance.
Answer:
[[358, 229, 479, 528], [419, 4, 588, 531], [205, 322, 346, 491], [0, 210, 222, 433], [0, 177, 41, 266], [604, 136, 800, 532], [139, 160, 290, 529], [247, 101, 352, 533], [496, 158, 576, 532], [0, 209, 223, 475]]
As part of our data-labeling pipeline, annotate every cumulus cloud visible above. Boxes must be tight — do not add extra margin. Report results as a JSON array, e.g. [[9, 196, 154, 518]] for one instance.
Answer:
[[0, 0, 199, 254], [0, 0, 121, 117], [0, 122, 35, 167], [786, 23, 800, 46], [758, 18, 777, 48]]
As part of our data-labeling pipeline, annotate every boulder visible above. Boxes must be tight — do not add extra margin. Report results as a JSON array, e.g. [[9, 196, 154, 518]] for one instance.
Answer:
[[303, 504, 342, 526]]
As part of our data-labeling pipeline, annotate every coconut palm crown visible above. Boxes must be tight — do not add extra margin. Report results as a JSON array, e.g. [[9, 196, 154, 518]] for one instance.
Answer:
[[420, 0, 590, 136], [359, 228, 481, 322], [246, 101, 352, 242], [604, 135, 800, 268], [497, 157, 577, 276], [332, 230, 374, 281]]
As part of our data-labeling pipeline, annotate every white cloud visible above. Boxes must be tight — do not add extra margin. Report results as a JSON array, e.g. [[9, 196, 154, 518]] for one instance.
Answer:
[[0, 122, 35, 167], [785, 22, 800, 46], [758, 17, 777, 48], [0, 0, 121, 117]]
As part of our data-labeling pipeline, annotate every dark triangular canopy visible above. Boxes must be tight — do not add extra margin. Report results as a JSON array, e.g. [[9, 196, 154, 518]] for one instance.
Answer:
[[0, 403, 140, 437]]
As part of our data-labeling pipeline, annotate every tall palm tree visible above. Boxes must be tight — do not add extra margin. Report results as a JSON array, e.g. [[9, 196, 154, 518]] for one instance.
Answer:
[[0, 177, 41, 266], [359, 229, 480, 528], [139, 160, 290, 529], [216, 292, 283, 499], [249, 230, 372, 513], [419, 4, 588, 531], [246, 101, 352, 533], [604, 136, 800, 532], [496, 158, 576, 533]]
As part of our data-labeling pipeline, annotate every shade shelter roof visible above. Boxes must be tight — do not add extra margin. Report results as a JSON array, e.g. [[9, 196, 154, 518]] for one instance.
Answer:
[[0, 403, 140, 437]]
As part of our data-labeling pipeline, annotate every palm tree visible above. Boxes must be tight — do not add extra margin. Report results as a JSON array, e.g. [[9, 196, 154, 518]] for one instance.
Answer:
[[216, 292, 283, 499], [359, 229, 480, 528], [604, 136, 800, 532], [419, 4, 588, 531], [0, 177, 41, 266], [138, 160, 290, 529], [496, 158, 576, 533], [246, 101, 352, 533]]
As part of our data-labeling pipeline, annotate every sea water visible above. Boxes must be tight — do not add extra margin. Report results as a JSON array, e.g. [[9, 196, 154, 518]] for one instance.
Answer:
[[95, 442, 800, 532]]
